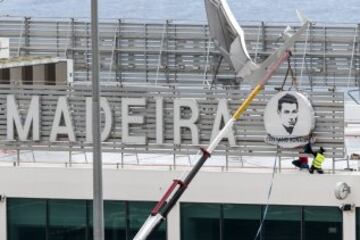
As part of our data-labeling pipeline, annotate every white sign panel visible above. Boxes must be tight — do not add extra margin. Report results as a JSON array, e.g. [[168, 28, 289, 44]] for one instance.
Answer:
[[264, 91, 315, 148], [0, 87, 343, 157]]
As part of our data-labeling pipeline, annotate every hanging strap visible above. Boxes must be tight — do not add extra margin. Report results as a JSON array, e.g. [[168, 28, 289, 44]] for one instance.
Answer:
[[279, 56, 298, 91]]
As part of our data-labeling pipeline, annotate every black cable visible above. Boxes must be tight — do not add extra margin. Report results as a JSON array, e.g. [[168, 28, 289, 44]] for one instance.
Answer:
[[279, 57, 298, 91], [279, 58, 292, 91]]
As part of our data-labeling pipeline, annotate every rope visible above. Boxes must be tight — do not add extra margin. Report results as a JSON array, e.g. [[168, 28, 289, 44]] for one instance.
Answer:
[[16, 19, 25, 56], [346, 27, 358, 89], [202, 37, 212, 89], [253, 153, 278, 240], [155, 22, 167, 85], [209, 56, 223, 90], [299, 23, 310, 87], [346, 27, 359, 105], [279, 56, 298, 91], [109, 24, 120, 82], [254, 23, 262, 64], [63, 19, 73, 58]]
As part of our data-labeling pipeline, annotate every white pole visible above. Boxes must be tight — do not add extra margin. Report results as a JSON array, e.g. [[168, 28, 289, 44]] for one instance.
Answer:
[[91, 0, 104, 239]]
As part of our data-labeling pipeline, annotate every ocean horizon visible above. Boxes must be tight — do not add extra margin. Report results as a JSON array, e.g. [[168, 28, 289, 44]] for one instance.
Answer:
[[0, 0, 359, 24]]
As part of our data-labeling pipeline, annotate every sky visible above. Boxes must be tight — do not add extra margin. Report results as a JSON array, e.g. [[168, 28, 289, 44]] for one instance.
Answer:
[[0, 0, 359, 23]]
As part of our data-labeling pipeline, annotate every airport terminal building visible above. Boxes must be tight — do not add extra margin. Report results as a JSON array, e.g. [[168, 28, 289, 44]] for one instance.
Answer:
[[0, 7, 359, 240]]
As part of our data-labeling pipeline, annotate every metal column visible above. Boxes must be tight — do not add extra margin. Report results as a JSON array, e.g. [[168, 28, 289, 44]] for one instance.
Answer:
[[91, 0, 104, 239]]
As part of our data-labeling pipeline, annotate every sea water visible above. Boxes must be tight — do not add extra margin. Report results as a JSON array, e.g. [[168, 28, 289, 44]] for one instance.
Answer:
[[0, 0, 359, 23]]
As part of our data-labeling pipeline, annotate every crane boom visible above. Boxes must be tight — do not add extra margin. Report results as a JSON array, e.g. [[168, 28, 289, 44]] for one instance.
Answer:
[[134, 1, 310, 237], [133, 50, 292, 240]]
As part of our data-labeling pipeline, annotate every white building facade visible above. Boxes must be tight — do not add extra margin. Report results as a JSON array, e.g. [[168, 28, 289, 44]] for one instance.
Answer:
[[0, 166, 359, 240]]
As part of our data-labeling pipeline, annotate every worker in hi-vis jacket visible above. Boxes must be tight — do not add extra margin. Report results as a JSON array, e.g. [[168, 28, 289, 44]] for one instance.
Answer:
[[304, 142, 326, 174]]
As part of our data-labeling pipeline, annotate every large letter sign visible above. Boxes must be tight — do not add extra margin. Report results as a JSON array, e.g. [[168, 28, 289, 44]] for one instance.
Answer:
[[264, 91, 315, 148], [49, 97, 76, 142], [7, 95, 40, 141]]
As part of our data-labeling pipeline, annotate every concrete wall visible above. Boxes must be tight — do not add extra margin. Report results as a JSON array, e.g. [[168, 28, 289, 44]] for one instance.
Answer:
[[0, 167, 358, 240]]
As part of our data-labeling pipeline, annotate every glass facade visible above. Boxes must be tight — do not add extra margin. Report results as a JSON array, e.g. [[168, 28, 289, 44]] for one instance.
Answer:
[[48, 200, 87, 240], [87, 201, 127, 240], [303, 207, 342, 240], [263, 206, 301, 240], [7, 198, 345, 240], [8, 198, 47, 240], [181, 203, 221, 240], [7, 198, 166, 240], [357, 208, 360, 240], [181, 203, 342, 240], [223, 204, 261, 240]]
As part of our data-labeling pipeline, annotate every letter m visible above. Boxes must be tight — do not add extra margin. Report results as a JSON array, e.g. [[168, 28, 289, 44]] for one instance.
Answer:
[[7, 95, 40, 141]]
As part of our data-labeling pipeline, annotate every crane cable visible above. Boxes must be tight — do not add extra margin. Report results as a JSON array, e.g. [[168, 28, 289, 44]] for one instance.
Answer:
[[299, 24, 310, 87], [279, 55, 298, 91], [253, 152, 278, 240], [254, 54, 300, 239]]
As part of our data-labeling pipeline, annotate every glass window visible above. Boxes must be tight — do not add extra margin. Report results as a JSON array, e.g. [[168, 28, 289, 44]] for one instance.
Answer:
[[8, 198, 166, 240], [304, 206, 342, 240], [128, 202, 166, 240], [0, 68, 10, 84], [104, 201, 126, 240], [181, 203, 221, 240], [88, 201, 126, 240], [7, 198, 46, 240], [22, 66, 33, 85], [357, 208, 360, 240], [223, 204, 261, 240], [48, 199, 87, 240], [263, 205, 301, 240], [45, 63, 56, 85]]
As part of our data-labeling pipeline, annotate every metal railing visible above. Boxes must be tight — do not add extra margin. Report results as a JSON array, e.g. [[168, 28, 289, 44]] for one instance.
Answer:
[[0, 17, 358, 89]]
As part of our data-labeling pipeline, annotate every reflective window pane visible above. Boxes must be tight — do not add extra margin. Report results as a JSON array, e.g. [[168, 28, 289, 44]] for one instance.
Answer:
[[104, 201, 126, 240], [88, 201, 126, 240], [7, 198, 46, 240], [263, 206, 301, 240], [304, 206, 342, 240], [181, 203, 220, 240], [7, 199, 166, 240], [223, 204, 261, 240], [48, 199, 87, 240], [357, 208, 360, 240], [128, 202, 166, 240]]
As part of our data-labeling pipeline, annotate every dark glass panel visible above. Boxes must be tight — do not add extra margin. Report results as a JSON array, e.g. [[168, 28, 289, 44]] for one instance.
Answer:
[[357, 208, 360, 240], [48, 199, 87, 240], [104, 201, 126, 240], [88, 200, 126, 240], [22, 66, 33, 84], [223, 204, 261, 240], [263, 205, 301, 240], [0, 68, 10, 84], [181, 203, 220, 240], [304, 206, 342, 240], [45, 63, 56, 85], [7, 198, 46, 240]]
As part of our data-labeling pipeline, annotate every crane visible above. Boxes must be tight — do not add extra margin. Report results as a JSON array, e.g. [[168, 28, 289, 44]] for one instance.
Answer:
[[133, 1, 309, 239]]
